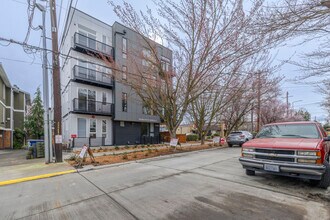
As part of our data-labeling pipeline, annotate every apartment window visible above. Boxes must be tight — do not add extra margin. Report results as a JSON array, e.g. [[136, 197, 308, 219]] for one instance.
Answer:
[[102, 92, 107, 104], [142, 48, 151, 66], [142, 103, 149, 115], [122, 38, 127, 59], [120, 121, 125, 127], [161, 57, 171, 72], [122, 92, 127, 112], [89, 119, 96, 138], [102, 119, 107, 138], [122, 65, 127, 81]]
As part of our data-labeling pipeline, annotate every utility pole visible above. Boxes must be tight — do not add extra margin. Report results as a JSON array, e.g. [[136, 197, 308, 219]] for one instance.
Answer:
[[256, 71, 261, 132], [49, 0, 63, 162], [36, 2, 52, 163]]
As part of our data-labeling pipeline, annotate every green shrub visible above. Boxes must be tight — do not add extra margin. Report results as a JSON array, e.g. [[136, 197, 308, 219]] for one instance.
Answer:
[[187, 134, 198, 141], [115, 146, 119, 150], [213, 133, 220, 137], [13, 128, 25, 149], [124, 145, 130, 149]]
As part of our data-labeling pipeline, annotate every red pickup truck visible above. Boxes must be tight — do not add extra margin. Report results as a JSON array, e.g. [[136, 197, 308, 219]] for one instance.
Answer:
[[239, 121, 330, 188]]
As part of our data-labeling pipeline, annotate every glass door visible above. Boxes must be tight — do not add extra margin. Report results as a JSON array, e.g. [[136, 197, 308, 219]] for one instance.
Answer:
[[77, 118, 86, 137]]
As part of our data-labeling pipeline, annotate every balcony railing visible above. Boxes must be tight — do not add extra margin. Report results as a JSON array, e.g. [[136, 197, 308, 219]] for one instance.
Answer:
[[74, 32, 114, 60], [73, 65, 114, 88], [72, 98, 114, 116]]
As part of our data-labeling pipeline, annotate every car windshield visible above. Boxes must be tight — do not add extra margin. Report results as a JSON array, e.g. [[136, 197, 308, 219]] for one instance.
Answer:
[[229, 132, 242, 136], [256, 124, 320, 139]]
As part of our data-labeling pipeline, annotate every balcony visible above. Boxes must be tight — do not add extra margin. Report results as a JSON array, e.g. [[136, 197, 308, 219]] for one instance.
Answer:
[[74, 32, 114, 61], [73, 65, 114, 88], [72, 98, 114, 116]]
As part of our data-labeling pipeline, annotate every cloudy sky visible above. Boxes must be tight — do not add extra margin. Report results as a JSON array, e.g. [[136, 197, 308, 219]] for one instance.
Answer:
[[0, 0, 327, 122]]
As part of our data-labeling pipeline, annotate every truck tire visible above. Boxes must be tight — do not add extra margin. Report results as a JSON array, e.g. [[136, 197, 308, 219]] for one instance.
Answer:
[[246, 169, 255, 176], [317, 160, 330, 189]]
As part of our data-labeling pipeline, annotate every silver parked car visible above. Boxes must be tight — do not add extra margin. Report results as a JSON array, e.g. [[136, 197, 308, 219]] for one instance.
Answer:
[[226, 131, 253, 147]]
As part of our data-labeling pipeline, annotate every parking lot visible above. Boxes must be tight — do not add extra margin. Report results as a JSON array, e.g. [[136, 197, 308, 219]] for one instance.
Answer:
[[1, 147, 329, 219]]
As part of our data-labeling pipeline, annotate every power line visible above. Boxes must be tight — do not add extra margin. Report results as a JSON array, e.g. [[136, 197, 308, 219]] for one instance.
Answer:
[[0, 57, 42, 65]]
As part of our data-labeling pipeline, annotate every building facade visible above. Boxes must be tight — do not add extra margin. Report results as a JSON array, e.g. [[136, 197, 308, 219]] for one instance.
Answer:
[[60, 9, 172, 147], [0, 64, 31, 149]]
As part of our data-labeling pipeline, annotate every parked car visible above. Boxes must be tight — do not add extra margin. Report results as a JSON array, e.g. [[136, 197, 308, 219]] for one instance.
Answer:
[[239, 121, 330, 188], [226, 131, 253, 147]]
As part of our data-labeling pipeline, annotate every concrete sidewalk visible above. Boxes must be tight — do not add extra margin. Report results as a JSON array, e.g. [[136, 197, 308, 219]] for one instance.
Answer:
[[0, 150, 75, 184]]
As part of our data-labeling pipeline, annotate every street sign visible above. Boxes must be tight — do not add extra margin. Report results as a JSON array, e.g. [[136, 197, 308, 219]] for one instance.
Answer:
[[213, 137, 220, 143], [79, 145, 88, 158], [71, 134, 77, 138], [170, 138, 179, 147], [55, 135, 62, 144]]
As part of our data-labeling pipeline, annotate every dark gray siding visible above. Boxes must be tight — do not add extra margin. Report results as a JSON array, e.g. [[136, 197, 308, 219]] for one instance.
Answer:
[[113, 121, 141, 145], [113, 121, 160, 145]]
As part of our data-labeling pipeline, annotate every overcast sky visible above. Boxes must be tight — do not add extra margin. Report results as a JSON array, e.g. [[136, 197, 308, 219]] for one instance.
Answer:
[[0, 0, 327, 122]]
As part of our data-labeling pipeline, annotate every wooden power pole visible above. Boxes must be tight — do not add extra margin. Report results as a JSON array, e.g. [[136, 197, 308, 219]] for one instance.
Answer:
[[49, 0, 62, 162]]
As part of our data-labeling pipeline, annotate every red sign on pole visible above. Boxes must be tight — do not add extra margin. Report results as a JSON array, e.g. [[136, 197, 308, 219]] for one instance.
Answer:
[[71, 134, 77, 138]]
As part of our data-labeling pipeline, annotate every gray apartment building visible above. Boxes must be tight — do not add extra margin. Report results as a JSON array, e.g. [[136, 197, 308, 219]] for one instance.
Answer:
[[60, 8, 172, 146]]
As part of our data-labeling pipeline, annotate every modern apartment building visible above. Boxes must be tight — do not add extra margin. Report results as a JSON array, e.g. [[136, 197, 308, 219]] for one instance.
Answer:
[[60, 8, 172, 146], [0, 64, 31, 149]]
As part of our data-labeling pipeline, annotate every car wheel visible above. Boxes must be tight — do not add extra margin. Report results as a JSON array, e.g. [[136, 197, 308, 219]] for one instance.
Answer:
[[314, 159, 330, 189], [246, 169, 255, 176], [228, 144, 232, 147]]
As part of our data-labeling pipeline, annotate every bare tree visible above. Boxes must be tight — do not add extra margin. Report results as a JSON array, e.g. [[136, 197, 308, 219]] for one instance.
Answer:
[[108, 0, 286, 139]]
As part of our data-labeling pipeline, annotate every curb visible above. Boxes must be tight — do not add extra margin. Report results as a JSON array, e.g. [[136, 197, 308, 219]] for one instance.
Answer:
[[0, 170, 77, 187], [77, 146, 227, 173]]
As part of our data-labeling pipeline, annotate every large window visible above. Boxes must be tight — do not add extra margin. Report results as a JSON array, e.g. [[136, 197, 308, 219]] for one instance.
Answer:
[[122, 38, 127, 59], [89, 119, 96, 138], [142, 48, 151, 66], [161, 57, 171, 72], [78, 88, 95, 112], [122, 92, 127, 112]]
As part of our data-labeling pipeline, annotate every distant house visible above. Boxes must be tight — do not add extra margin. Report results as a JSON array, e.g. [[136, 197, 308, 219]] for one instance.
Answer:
[[0, 64, 30, 149], [176, 124, 195, 135]]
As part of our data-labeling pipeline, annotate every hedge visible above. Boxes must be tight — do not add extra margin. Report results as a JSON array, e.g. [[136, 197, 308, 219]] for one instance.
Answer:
[[187, 134, 198, 141]]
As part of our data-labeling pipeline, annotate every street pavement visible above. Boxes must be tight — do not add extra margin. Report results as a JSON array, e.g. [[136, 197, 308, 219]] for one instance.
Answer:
[[0, 147, 329, 219]]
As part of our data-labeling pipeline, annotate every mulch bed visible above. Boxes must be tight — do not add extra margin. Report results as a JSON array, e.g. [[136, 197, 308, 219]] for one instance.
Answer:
[[67, 144, 224, 167]]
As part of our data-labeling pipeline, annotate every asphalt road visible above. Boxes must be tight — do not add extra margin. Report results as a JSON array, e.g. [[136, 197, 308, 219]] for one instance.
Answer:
[[1, 147, 329, 220]]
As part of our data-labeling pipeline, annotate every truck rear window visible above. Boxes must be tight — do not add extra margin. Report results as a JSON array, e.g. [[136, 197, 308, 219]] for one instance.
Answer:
[[256, 124, 320, 139]]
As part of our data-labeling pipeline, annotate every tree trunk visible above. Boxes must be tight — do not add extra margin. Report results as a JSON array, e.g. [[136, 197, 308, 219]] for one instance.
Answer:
[[201, 135, 205, 145]]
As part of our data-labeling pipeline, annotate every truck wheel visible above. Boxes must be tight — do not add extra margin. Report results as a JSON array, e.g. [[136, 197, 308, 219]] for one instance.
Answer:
[[316, 160, 330, 189], [246, 169, 255, 176]]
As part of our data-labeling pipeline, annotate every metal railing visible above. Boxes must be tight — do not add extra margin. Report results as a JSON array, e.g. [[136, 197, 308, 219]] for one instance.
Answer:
[[74, 32, 114, 58], [73, 65, 113, 87], [72, 137, 105, 148], [72, 98, 114, 116]]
